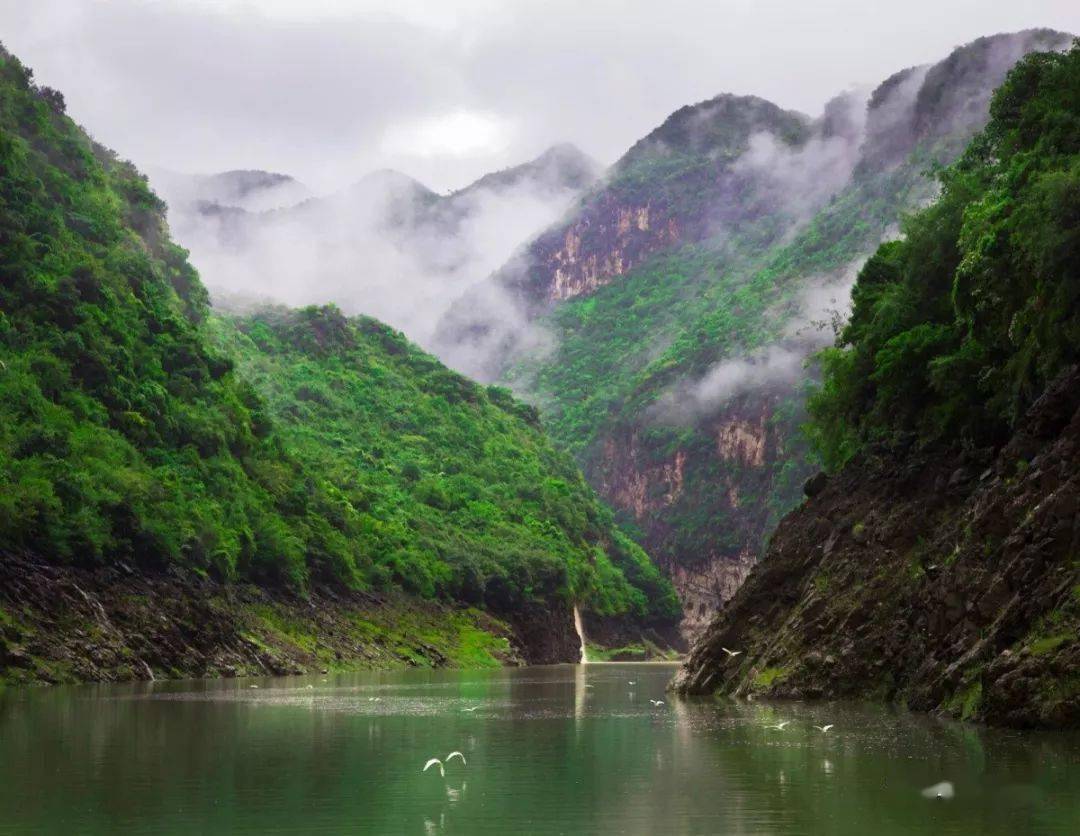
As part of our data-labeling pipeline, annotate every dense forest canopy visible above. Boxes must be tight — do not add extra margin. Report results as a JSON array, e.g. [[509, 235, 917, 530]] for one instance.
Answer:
[[0, 45, 677, 623], [809, 40, 1080, 468]]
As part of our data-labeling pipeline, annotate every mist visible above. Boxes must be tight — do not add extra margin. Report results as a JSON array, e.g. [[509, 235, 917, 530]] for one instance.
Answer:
[[648, 266, 861, 426], [156, 157, 590, 353]]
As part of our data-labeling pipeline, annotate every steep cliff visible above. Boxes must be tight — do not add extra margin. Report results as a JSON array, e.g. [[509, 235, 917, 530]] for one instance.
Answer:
[[675, 366, 1080, 728], [676, 41, 1080, 727], [437, 29, 1072, 637]]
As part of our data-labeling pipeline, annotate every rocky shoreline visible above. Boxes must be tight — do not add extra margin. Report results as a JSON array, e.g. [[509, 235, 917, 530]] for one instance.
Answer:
[[674, 367, 1080, 729], [0, 553, 545, 685]]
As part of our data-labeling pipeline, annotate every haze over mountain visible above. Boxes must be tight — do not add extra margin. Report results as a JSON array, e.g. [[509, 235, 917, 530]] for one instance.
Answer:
[[155, 144, 599, 349]]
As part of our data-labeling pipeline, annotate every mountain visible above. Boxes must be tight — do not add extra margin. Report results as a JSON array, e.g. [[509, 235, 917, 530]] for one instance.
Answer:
[[676, 42, 1080, 727], [0, 45, 675, 684], [435, 28, 1073, 638], [158, 144, 601, 348]]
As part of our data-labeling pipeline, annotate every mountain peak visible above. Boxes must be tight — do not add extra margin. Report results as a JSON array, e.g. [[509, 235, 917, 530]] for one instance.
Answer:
[[617, 93, 812, 171], [450, 143, 602, 199]]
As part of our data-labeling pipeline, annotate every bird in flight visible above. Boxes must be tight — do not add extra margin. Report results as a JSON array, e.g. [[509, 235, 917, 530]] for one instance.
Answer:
[[462, 706, 480, 713], [423, 752, 467, 778], [649, 699, 665, 706], [721, 647, 742, 658], [767, 721, 791, 730], [814, 724, 834, 733]]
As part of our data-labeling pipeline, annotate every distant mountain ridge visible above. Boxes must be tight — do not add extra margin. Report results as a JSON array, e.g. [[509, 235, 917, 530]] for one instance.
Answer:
[[157, 144, 601, 346]]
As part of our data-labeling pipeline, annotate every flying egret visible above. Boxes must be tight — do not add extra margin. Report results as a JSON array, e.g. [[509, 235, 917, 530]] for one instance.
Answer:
[[424, 758, 445, 778], [722, 647, 742, 658], [462, 706, 480, 713], [921, 781, 955, 800], [628, 681, 636, 685], [650, 699, 665, 706], [814, 724, 834, 733], [446, 751, 467, 767], [768, 721, 791, 730]]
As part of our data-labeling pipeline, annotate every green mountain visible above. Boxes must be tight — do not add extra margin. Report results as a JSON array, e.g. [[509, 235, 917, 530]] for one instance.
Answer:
[[0, 44, 675, 683], [677, 41, 1080, 727], [436, 29, 1072, 636]]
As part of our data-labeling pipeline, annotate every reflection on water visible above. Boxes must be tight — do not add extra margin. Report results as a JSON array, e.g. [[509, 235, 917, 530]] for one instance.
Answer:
[[0, 663, 1078, 835]]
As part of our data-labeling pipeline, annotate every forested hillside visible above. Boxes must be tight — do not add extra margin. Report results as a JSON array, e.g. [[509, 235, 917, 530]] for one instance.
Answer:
[[438, 29, 1071, 635], [0, 44, 675, 683], [676, 41, 1080, 728]]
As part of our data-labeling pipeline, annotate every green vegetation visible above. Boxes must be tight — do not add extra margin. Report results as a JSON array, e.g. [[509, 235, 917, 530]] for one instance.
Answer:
[[505, 119, 935, 567], [752, 666, 789, 689], [0, 45, 677, 631], [211, 306, 678, 620], [809, 42, 1080, 467], [247, 598, 513, 671]]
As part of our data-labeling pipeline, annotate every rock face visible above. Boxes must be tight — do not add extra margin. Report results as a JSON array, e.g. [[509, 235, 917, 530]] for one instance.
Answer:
[[591, 390, 799, 641], [674, 366, 1080, 729]]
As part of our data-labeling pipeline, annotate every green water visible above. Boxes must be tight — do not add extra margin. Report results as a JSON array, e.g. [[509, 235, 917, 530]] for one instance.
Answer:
[[0, 663, 1077, 834]]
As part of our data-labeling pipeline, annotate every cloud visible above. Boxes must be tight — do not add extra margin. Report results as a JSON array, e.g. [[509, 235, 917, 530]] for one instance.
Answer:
[[157, 158, 583, 358], [381, 110, 514, 159], [648, 265, 861, 425], [5, 1, 1079, 192]]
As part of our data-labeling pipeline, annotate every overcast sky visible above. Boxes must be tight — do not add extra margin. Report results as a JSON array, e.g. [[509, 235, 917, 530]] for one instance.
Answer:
[[3, 1, 1078, 192]]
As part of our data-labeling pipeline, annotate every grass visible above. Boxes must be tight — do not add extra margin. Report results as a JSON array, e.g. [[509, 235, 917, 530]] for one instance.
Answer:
[[752, 666, 789, 689], [244, 599, 513, 672], [1028, 634, 1072, 656]]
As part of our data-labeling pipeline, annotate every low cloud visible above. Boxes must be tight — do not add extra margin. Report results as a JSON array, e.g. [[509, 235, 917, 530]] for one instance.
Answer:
[[156, 157, 586, 359], [648, 265, 860, 425]]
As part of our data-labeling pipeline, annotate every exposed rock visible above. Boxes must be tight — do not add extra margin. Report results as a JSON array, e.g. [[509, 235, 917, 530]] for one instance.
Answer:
[[804, 471, 828, 497], [674, 365, 1080, 728], [0, 553, 541, 685]]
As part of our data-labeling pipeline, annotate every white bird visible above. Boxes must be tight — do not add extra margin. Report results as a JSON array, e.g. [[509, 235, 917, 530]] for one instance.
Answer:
[[814, 724, 834, 733], [446, 751, 467, 767], [462, 706, 480, 713], [722, 647, 742, 658], [628, 681, 636, 685], [921, 781, 955, 800], [423, 758, 445, 778], [768, 721, 791, 730], [249, 685, 259, 689], [650, 699, 665, 706]]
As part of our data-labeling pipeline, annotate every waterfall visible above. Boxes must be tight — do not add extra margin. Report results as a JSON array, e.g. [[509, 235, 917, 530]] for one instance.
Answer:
[[572, 604, 588, 664]]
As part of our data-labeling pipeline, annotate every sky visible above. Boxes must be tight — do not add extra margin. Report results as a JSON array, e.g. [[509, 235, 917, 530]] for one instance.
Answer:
[[2, 1, 1078, 192]]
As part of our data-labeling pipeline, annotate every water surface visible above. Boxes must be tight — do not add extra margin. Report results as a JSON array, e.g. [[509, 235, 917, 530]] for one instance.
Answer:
[[1, 663, 1077, 834]]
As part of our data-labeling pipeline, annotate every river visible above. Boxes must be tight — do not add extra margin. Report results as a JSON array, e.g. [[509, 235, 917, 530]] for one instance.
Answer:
[[0, 663, 1077, 834]]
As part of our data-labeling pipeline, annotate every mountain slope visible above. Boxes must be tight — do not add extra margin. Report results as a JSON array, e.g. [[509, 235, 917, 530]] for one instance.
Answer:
[[436, 29, 1073, 636], [675, 42, 1080, 727], [0, 45, 675, 683]]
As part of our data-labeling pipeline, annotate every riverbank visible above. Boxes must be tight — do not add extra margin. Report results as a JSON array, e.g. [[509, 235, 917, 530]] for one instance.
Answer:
[[674, 367, 1080, 729], [0, 553, 557, 685]]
